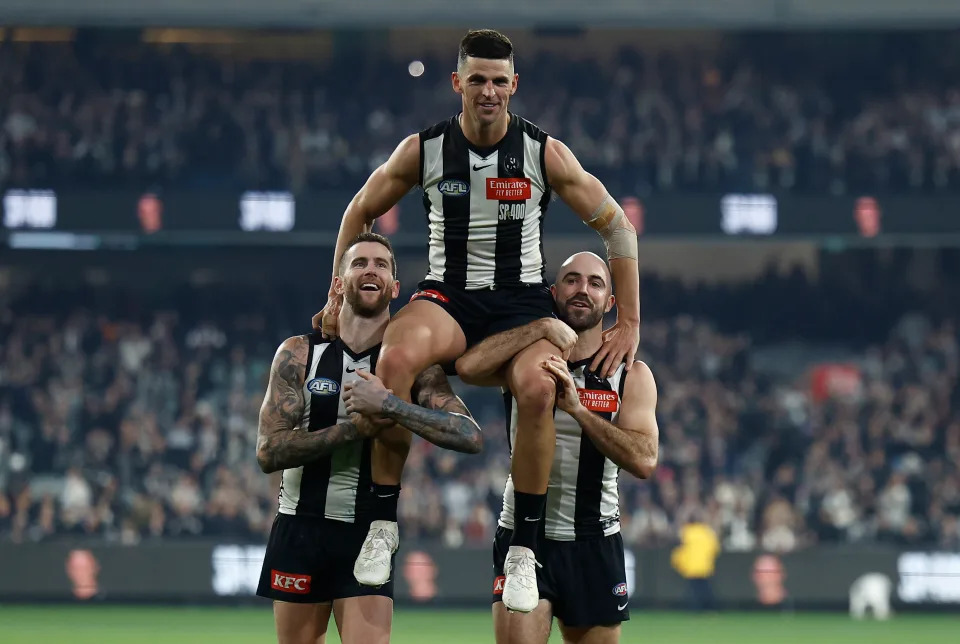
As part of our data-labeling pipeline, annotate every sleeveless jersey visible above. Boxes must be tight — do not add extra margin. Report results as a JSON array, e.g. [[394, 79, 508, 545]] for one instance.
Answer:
[[418, 113, 551, 290], [277, 336, 379, 523], [500, 358, 628, 541]]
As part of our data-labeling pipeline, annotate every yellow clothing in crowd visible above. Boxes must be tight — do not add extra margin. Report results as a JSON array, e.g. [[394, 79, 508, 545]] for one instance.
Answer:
[[671, 522, 721, 579]]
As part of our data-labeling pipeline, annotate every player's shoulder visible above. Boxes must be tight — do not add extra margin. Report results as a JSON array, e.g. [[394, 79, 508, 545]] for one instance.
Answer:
[[621, 360, 656, 398], [511, 113, 549, 142], [419, 115, 458, 140], [271, 334, 311, 366]]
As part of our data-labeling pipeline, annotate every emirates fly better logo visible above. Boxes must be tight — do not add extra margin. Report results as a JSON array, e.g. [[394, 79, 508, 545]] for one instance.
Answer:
[[486, 178, 531, 201], [577, 389, 619, 413]]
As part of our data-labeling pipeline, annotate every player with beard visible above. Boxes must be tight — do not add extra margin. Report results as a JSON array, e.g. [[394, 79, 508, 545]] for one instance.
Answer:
[[456, 252, 659, 644], [314, 29, 641, 612], [256, 233, 482, 644]]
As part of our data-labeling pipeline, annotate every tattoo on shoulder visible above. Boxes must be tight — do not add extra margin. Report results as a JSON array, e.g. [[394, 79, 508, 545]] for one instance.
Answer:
[[268, 337, 309, 428]]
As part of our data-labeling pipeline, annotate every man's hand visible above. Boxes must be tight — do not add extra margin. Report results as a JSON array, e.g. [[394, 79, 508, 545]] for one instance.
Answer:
[[589, 318, 640, 378], [342, 369, 392, 416], [312, 292, 343, 339], [351, 412, 392, 439], [542, 355, 583, 415], [538, 318, 577, 357]]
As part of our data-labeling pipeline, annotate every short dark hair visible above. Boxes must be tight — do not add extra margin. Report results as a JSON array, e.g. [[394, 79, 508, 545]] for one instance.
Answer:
[[458, 29, 514, 70], [340, 232, 397, 278]]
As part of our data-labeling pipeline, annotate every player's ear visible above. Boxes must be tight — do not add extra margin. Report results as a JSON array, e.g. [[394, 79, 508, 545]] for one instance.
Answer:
[[391, 280, 400, 299], [452, 71, 463, 95], [511, 73, 518, 95], [550, 283, 557, 299], [333, 275, 345, 295], [606, 294, 615, 314]]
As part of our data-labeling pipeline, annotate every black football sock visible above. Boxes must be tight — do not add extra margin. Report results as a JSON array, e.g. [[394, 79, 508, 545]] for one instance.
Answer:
[[371, 483, 401, 522], [510, 491, 546, 552]]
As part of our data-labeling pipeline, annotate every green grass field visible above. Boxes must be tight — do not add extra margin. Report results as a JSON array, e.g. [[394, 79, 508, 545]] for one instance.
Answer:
[[0, 606, 954, 644]]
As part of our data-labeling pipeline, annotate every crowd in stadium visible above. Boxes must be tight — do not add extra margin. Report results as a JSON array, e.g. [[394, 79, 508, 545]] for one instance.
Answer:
[[2, 253, 958, 551], [3, 32, 960, 195]]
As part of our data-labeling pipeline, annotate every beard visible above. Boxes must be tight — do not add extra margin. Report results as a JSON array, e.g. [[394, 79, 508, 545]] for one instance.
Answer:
[[557, 297, 604, 332], [343, 284, 392, 318]]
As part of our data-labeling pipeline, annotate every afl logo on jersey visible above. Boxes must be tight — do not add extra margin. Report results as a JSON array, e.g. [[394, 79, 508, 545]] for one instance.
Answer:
[[438, 179, 469, 197], [307, 377, 340, 396]]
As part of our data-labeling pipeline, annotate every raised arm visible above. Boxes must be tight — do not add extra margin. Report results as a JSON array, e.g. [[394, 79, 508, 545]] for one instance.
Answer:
[[455, 317, 576, 386], [316, 134, 420, 335], [342, 367, 482, 454], [542, 356, 658, 479], [545, 137, 641, 378], [255, 337, 382, 473]]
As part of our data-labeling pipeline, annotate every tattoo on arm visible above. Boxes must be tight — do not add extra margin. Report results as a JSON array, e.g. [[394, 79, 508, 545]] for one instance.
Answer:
[[380, 365, 482, 454], [256, 337, 363, 473]]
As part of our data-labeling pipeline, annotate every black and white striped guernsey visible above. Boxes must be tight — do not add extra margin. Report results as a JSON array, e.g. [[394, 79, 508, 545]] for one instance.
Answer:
[[419, 113, 551, 290], [499, 358, 628, 541], [277, 336, 379, 523]]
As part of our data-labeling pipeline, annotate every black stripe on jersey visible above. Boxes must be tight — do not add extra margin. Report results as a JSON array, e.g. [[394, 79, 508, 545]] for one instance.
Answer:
[[617, 364, 628, 402], [296, 342, 344, 515], [574, 370, 614, 539], [354, 349, 378, 519], [441, 118, 471, 288], [538, 132, 552, 283], [494, 117, 527, 286]]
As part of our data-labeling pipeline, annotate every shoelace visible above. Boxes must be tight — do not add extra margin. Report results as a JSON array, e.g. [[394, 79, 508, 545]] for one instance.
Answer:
[[504, 552, 542, 584], [359, 528, 398, 562]]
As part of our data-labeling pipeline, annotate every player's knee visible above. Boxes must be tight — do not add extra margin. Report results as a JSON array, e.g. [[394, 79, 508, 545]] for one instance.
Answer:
[[377, 344, 423, 390], [512, 366, 556, 417]]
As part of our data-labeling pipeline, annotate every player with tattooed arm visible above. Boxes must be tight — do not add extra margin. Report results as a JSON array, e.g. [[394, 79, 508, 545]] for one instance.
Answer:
[[255, 232, 481, 644]]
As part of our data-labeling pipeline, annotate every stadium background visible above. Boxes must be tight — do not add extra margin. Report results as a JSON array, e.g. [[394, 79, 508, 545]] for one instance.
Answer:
[[1, 1, 960, 642]]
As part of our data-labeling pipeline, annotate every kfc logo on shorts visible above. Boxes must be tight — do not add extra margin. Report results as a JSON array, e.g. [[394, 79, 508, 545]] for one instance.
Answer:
[[271, 570, 311, 594], [486, 178, 531, 201], [578, 389, 619, 413], [411, 289, 450, 304], [612, 582, 628, 597], [493, 575, 506, 595]]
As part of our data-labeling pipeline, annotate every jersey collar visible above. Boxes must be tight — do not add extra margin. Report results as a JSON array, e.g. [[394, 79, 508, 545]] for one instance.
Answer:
[[335, 337, 381, 362]]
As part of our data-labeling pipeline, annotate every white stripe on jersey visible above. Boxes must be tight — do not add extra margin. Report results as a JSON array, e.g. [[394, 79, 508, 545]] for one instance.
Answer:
[[323, 352, 373, 521], [278, 342, 328, 516], [466, 149, 500, 287], [500, 362, 626, 541], [422, 133, 447, 282]]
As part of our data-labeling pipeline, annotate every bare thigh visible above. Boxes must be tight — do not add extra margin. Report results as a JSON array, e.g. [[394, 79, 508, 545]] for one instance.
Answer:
[[378, 299, 468, 393], [273, 601, 332, 644], [332, 595, 393, 644], [493, 599, 553, 644], [558, 621, 622, 644]]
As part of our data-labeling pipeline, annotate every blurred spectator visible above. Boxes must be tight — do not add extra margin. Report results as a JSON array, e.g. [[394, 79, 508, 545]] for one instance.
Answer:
[[671, 512, 721, 611], [0, 249, 958, 548], [6, 32, 960, 195]]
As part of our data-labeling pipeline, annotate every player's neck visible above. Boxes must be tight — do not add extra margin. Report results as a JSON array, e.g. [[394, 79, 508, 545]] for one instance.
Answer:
[[567, 326, 604, 365], [337, 307, 389, 354], [459, 111, 509, 148]]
